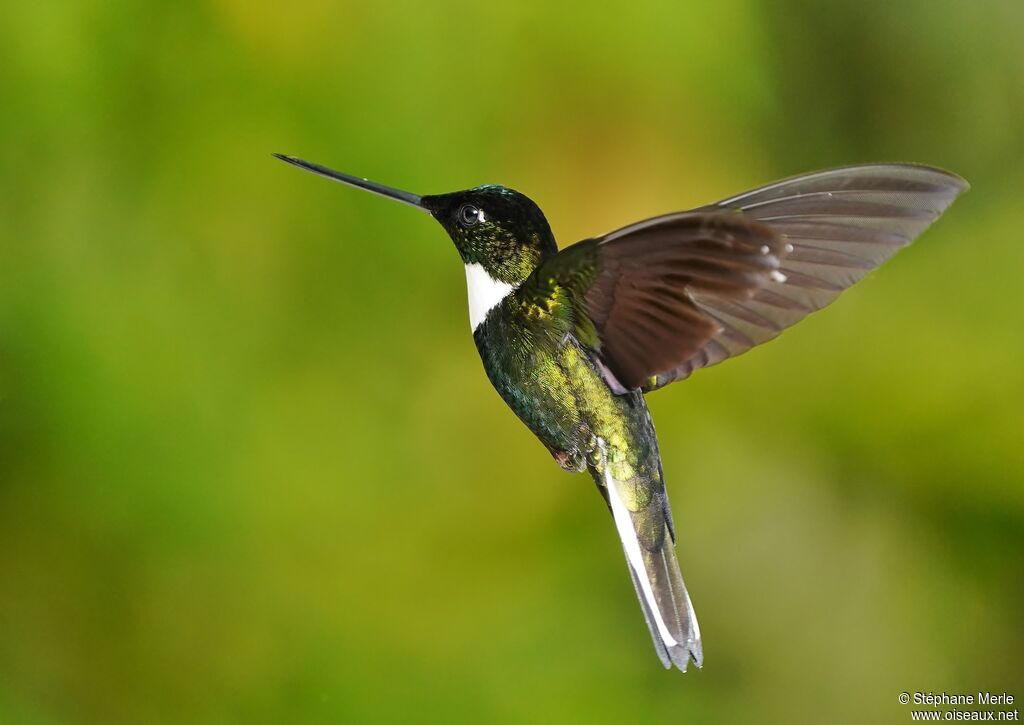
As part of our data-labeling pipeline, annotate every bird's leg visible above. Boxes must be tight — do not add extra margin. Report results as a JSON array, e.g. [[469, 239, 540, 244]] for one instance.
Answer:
[[544, 426, 597, 473]]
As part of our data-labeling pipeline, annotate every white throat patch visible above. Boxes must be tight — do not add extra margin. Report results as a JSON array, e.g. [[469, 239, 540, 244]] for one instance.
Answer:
[[464, 263, 515, 331]]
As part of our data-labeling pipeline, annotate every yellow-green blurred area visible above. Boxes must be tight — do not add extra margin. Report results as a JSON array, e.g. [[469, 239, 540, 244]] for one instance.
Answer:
[[1, 1, 1022, 723]]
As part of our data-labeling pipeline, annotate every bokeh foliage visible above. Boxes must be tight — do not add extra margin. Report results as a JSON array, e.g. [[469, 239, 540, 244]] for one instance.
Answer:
[[1, 1, 1022, 723]]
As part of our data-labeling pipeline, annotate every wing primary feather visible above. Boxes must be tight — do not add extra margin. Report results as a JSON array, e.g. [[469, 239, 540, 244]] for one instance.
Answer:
[[640, 163, 967, 390]]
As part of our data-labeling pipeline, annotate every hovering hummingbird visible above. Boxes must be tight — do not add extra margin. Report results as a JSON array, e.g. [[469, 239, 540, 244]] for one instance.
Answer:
[[274, 153, 966, 672]]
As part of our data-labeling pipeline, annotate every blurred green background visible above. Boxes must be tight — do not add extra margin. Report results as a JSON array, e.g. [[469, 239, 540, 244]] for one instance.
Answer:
[[1, 1, 1022, 723]]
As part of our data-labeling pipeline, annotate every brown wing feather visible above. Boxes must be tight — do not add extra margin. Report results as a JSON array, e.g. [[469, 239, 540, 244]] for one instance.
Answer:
[[586, 213, 787, 390], [520, 164, 965, 393], [642, 164, 968, 390]]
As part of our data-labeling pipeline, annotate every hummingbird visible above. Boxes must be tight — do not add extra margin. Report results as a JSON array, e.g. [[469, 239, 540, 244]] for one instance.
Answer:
[[274, 153, 966, 672]]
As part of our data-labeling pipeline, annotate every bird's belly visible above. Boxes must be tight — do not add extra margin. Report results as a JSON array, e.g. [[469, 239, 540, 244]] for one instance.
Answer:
[[476, 330, 652, 470]]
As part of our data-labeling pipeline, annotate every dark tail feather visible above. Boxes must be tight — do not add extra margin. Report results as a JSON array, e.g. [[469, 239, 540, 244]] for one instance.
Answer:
[[626, 561, 672, 667], [594, 441, 702, 672], [626, 530, 702, 670]]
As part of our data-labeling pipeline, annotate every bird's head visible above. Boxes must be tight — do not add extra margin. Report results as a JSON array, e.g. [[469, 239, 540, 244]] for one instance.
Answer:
[[420, 186, 556, 285], [273, 155, 556, 286]]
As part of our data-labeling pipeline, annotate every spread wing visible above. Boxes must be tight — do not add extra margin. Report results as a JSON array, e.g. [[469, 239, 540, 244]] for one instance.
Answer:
[[644, 164, 968, 389], [517, 211, 789, 391], [519, 163, 967, 393]]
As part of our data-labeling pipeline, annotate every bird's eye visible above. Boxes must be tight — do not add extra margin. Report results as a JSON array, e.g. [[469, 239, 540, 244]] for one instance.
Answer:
[[457, 204, 481, 227]]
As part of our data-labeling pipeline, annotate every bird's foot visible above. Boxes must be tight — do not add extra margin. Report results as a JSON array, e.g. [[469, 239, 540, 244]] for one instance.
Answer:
[[547, 447, 586, 473]]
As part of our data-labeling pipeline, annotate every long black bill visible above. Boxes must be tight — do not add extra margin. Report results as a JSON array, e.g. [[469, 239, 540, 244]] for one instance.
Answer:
[[273, 154, 427, 212]]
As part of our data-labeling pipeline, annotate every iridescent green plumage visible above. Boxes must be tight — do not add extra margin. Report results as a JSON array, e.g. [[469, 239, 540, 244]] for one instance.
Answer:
[[275, 154, 967, 673], [474, 270, 701, 668]]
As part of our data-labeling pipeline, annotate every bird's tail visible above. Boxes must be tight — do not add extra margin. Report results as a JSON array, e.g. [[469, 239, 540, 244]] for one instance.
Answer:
[[592, 438, 702, 672]]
